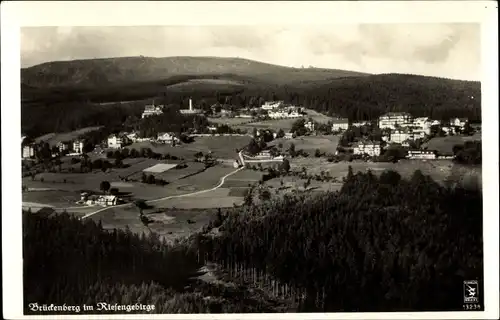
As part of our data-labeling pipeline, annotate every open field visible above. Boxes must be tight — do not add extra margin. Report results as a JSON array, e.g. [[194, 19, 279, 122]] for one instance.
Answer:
[[129, 136, 250, 159], [33, 126, 102, 146], [183, 136, 251, 159], [153, 187, 244, 209], [423, 133, 482, 155], [269, 135, 339, 154], [303, 108, 333, 123], [84, 206, 220, 242], [223, 168, 263, 187], [149, 161, 206, 181], [143, 163, 177, 173], [22, 190, 81, 207], [127, 142, 195, 159], [235, 118, 299, 131], [22, 160, 236, 206], [208, 117, 253, 126], [289, 157, 482, 188], [167, 79, 245, 91], [264, 175, 343, 194]]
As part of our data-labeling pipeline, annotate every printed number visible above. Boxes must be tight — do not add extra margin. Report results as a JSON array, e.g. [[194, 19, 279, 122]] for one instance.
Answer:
[[463, 304, 481, 310]]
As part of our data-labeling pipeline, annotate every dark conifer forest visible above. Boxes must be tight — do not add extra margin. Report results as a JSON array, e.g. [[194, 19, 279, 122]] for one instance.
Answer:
[[22, 73, 480, 138], [23, 168, 483, 314]]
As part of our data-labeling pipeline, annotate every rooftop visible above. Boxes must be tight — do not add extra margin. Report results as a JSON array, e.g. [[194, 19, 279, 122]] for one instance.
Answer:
[[380, 112, 412, 118], [331, 118, 349, 124]]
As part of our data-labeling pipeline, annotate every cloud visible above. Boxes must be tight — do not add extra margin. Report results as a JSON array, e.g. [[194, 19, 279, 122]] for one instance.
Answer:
[[20, 24, 480, 80]]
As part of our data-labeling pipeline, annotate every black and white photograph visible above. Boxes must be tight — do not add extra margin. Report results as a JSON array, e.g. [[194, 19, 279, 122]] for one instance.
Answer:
[[2, 1, 498, 319]]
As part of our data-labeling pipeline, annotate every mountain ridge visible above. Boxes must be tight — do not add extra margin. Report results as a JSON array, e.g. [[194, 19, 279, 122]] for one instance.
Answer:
[[21, 56, 370, 88]]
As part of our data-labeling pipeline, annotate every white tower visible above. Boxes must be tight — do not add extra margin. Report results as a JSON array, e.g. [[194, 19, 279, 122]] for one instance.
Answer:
[[189, 98, 193, 111]]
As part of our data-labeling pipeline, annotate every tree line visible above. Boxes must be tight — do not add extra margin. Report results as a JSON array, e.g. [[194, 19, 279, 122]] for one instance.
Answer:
[[22, 73, 481, 138], [194, 168, 483, 312], [23, 211, 289, 314]]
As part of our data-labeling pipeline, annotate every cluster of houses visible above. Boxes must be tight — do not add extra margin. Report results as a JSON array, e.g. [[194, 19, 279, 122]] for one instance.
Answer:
[[141, 99, 203, 119], [261, 101, 303, 119], [346, 112, 474, 159], [21, 129, 182, 160]]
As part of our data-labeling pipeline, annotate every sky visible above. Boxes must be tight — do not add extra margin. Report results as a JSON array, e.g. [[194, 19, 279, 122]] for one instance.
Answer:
[[20, 24, 481, 81]]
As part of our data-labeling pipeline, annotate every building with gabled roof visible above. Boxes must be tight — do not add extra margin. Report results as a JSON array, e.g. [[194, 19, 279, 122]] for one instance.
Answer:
[[331, 118, 349, 132]]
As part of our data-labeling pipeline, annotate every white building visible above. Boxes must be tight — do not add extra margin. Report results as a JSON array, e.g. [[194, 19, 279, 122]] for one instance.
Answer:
[[449, 117, 468, 128], [96, 195, 118, 206], [125, 132, 139, 142], [407, 150, 437, 160], [401, 140, 411, 148], [157, 132, 179, 144], [22, 145, 36, 159], [142, 104, 164, 118], [352, 121, 370, 127], [107, 135, 128, 149], [431, 120, 441, 126], [378, 112, 413, 129], [390, 128, 426, 143], [442, 126, 457, 135], [305, 121, 315, 132], [284, 132, 294, 139], [57, 141, 70, 152], [413, 117, 432, 134], [180, 98, 203, 115], [261, 101, 284, 110], [268, 108, 302, 119], [331, 118, 349, 132], [72, 140, 85, 154], [353, 140, 381, 156]]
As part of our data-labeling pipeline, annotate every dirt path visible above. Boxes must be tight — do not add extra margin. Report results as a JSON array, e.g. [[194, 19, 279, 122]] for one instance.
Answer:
[[79, 166, 244, 220]]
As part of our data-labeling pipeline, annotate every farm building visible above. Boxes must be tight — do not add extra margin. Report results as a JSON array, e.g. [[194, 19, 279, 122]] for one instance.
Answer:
[[84, 195, 118, 206], [353, 140, 381, 156], [96, 195, 118, 206]]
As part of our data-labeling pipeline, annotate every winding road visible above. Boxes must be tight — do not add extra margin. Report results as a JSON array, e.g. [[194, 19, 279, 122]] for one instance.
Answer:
[[79, 166, 245, 220], [24, 151, 282, 220]]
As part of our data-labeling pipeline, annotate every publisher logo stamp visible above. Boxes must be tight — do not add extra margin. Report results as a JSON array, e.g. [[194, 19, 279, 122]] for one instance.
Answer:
[[463, 280, 479, 303]]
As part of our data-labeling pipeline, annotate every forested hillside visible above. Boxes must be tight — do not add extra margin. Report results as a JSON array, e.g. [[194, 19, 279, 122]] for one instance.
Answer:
[[197, 168, 484, 312], [23, 211, 286, 314], [23, 168, 483, 313], [21, 72, 480, 138]]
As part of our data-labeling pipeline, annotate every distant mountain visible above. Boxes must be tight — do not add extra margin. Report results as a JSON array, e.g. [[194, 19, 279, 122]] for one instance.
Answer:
[[21, 56, 368, 88]]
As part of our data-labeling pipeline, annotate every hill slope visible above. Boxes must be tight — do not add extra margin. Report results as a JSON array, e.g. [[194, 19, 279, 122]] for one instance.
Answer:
[[21, 56, 368, 88]]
